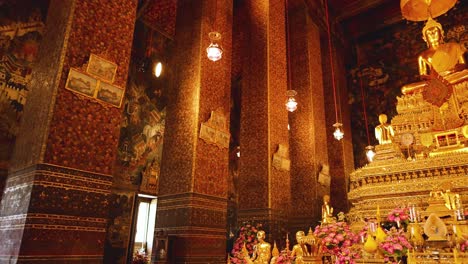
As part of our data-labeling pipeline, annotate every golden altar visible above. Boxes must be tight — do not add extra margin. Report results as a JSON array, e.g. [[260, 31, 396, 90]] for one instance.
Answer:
[[348, 69, 468, 222], [347, 66, 468, 263]]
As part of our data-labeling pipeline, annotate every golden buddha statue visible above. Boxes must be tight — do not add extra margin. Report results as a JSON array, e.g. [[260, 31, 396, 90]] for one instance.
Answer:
[[418, 18, 465, 78], [321, 195, 334, 225], [250, 230, 271, 264], [402, 18, 466, 95], [290, 231, 306, 264], [375, 114, 394, 145]]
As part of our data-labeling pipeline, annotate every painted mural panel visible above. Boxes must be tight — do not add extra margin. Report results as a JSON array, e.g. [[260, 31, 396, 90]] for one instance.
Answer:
[[113, 21, 171, 196], [0, 4, 46, 171]]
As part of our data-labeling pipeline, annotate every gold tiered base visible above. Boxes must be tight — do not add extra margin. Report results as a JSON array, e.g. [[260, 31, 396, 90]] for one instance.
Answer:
[[374, 143, 404, 161], [348, 69, 468, 264], [348, 152, 468, 222], [302, 256, 323, 264], [349, 70, 468, 222]]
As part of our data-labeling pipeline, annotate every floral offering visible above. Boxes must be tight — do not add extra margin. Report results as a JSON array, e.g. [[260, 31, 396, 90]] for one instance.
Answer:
[[276, 249, 294, 264], [461, 239, 468, 252], [132, 252, 149, 264], [387, 207, 409, 225], [314, 222, 359, 255], [378, 227, 412, 263], [230, 222, 262, 263], [336, 246, 361, 264]]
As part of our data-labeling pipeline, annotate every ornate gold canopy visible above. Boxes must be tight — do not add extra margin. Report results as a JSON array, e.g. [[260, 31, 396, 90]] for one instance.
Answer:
[[400, 0, 457, 21]]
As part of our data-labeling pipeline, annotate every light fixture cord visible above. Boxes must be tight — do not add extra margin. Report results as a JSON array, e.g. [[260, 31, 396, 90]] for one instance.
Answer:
[[285, 0, 292, 93], [146, 29, 153, 58], [210, 0, 218, 30], [359, 74, 371, 146], [324, 0, 339, 123]]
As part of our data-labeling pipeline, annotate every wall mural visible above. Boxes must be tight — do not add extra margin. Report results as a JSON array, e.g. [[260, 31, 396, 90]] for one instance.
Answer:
[[113, 23, 170, 195], [0, 4, 45, 170], [104, 16, 173, 264], [117, 22, 171, 198], [348, 4, 467, 167]]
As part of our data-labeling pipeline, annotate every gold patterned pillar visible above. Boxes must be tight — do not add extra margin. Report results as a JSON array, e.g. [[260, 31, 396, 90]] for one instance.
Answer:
[[155, 0, 232, 262], [0, 0, 137, 263], [287, 3, 330, 231], [237, 0, 291, 242]]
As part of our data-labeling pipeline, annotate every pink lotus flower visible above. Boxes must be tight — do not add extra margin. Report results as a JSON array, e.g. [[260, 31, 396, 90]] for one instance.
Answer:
[[379, 227, 412, 260], [314, 221, 359, 257]]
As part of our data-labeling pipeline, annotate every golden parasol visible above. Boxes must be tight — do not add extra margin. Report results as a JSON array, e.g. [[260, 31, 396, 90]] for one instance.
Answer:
[[400, 0, 457, 21]]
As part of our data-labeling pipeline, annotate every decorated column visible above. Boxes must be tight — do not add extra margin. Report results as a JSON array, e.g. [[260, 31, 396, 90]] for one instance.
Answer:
[[287, 3, 330, 231], [0, 0, 137, 263], [155, 0, 233, 262], [237, 0, 291, 242]]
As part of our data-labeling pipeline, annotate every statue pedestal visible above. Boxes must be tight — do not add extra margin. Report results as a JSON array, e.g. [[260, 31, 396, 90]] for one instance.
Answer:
[[374, 143, 404, 161]]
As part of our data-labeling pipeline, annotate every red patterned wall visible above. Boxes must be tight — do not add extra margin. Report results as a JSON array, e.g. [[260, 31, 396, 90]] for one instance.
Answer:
[[141, 0, 177, 38], [44, 0, 138, 175]]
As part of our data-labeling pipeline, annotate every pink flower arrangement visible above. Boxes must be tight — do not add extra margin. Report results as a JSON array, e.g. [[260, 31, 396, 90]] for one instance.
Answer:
[[387, 207, 409, 224], [460, 240, 468, 252], [378, 227, 412, 262], [336, 246, 361, 264], [132, 252, 149, 264], [314, 222, 359, 256], [230, 222, 262, 263], [276, 249, 294, 264]]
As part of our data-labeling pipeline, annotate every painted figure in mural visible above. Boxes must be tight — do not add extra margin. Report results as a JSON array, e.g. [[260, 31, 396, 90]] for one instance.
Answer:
[[290, 231, 306, 264], [375, 114, 394, 145], [321, 195, 334, 225], [250, 230, 271, 264], [418, 18, 466, 77]]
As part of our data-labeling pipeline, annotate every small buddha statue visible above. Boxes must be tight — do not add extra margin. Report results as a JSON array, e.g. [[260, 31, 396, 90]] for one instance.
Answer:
[[290, 231, 306, 264], [375, 114, 394, 145], [250, 231, 271, 264], [441, 189, 461, 210], [321, 195, 334, 225]]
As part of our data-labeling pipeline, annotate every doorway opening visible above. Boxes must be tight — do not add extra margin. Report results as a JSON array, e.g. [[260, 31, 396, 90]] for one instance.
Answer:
[[130, 194, 157, 261]]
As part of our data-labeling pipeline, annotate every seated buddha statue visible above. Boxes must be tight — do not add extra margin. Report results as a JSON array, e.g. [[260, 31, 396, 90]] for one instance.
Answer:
[[373, 114, 404, 160], [402, 18, 466, 95], [321, 195, 335, 225], [250, 230, 271, 264], [375, 114, 394, 145], [290, 231, 306, 264], [418, 18, 465, 78]]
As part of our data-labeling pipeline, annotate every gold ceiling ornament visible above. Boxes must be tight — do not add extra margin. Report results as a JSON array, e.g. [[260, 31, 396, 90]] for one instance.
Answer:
[[400, 0, 457, 21]]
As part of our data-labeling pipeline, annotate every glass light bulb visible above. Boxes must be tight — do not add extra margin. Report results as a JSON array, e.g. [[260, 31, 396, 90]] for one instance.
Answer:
[[285, 97, 298, 112], [365, 145, 376, 162], [154, 62, 162, 77], [333, 123, 344, 141], [206, 43, 223, 61]]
